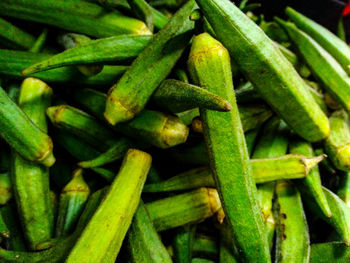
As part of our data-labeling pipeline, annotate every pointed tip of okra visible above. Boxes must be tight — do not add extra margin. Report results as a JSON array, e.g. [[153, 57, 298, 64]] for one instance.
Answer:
[[39, 149, 56, 167], [222, 101, 232, 112], [189, 33, 225, 57], [285, 7, 298, 18], [22, 64, 42, 76], [301, 154, 325, 175], [46, 106, 61, 125], [273, 17, 291, 29], [104, 94, 135, 125], [159, 116, 189, 148], [63, 168, 90, 193]]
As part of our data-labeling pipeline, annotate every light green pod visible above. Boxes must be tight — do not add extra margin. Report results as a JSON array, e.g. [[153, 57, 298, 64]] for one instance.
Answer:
[[0, 0, 151, 38], [325, 110, 350, 171], [146, 188, 221, 231], [66, 149, 151, 263], [11, 78, 54, 250], [289, 138, 332, 218], [56, 169, 90, 238], [276, 18, 350, 113], [275, 181, 310, 263], [127, 200, 172, 263], [286, 7, 350, 75], [187, 33, 270, 262], [104, 0, 195, 125], [196, 0, 329, 142]]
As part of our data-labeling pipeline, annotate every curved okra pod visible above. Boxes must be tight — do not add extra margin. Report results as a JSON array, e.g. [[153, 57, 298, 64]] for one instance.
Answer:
[[325, 110, 350, 172], [187, 33, 270, 262], [276, 18, 350, 113], [127, 200, 172, 263], [146, 188, 221, 231], [0, 84, 54, 166], [11, 78, 54, 249], [289, 138, 332, 217], [66, 149, 152, 263], [275, 181, 310, 263], [55, 169, 90, 238], [173, 224, 196, 263], [0, 172, 12, 205], [0, 17, 35, 50], [0, 0, 151, 38], [286, 7, 350, 75], [196, 0, 329, 142], [0, 49, 128, 86], [104, 0, 195, 125], [310, 242, 350, 263], [23, 35, 152, 75]]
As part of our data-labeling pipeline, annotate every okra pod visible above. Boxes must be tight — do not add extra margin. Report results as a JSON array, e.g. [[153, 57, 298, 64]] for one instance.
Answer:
[[127, 0, 155, 32], [0, 84, 54, 166], [29, 28, 48, 54], [173, 224, 196, 263], [338, 172, 350, 208], [276, 18, 350, 113], [146, 188, 221, 231], [0, 172, 12, 205], [0, 49, 128, 85], [196, 0, 329, 142], [66, 149, 151, 263], [325, 110, 350, 172], [0, 17, 35, 50], [11, 78, 54, 249], [56, 169, 90, 237], [192, 259, 215, 263], [73, 90, 190, 149], [193, 235, 218, 260], [310, 242, 350, 263], [286, 7, 350, 75], [219, 220, 239, 263], [23, 35, 152, 75], [289, 138, 332, 218], [104, 0, 195, 125], [127, 200, 172, 263], [57, 33, 103, 77], [188, 33, 270, 262], [275, 180, 310, 263], [152, 79, 232, 113], [0, 0, 151, 38], [0, 212, 10, 239], [305, 187, 350, 245]]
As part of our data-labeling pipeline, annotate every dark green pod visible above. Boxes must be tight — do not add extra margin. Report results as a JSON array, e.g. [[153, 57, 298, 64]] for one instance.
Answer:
[[188, 32, 270, 262], [310, 242, 350, 263], [173, 224, 196, 263], [219, 221, 239, 263], [289, 138, 332, 218], [11, 78, 54, 249], [127, 0, 155, 32], [325, 110, 350, 172], [0, 0, 151, 38], [0, 212, 10, 239], [193, 236, 218, 260], [29, 28, 48, 54], [275, 180, 310, 263], [338, 172, 350, 207], [196, 0, 329, 142], [127, 200, 172, 263], [146, 188, 221, 231], [104, 0, 195, 125], [276, 18, 350, 113], [0, 172, 12, 205], [56, 169, 90, 238], [23, 35, 152, 75], [286, 7, 350, 75]]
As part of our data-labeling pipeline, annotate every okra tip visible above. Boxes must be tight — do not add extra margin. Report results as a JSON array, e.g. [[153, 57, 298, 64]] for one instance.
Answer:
[[301, 154, 325, 175], [189, 33, 227, 59], [207, 188, 222, 214], [63, 168, 90, 194], [104, 94, 136, 125], [38, 147, 56, 167], [22, 64, 41, 76], [160, 116, 189, 148], [46, 106, 62, 125], [334, 144, 350, 171]]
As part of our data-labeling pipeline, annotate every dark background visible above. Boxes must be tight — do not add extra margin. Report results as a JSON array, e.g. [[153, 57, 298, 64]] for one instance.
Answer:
[[251, 0, 350, 41]]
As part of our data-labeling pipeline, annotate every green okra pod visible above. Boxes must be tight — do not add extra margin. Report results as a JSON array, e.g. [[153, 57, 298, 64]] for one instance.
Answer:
[[127, 0, 155, 32], [325, 110, 350, 172], [146, 188, 221, 231], [152, 79, 232, 113], [104, 0, 195, 125], [286, 7, 350, 75], [29, 28, 48, 54], [127, 200, 172, 263], [188, 32, 270, 262], [196, 0, 329, 142], [57, 33, 103, 77], [23, 35, 152, 75], [66, 149, 152, 263], [193, 236, 218, 260], [338, 172, 350, 208], [0, 49, 128, 85], [173, 224, 196, 263], [276, 18, 350, 113], [55, 169, 90, 238], [0, 83, 54, 167], [191, 259, 215, 263], [0, 0, 151, 38], [219, 221, 239, 263], [0, 17, 35, 50], [275, 180, 310, 263], [0, 172, 12, 205], [310, 242, 350, 263], [0, 212, 10, 239], [289, 138, 332, 218], [11, 78, 54, 249], [73, 90, 190, 149], [305, 187, 350, 246]]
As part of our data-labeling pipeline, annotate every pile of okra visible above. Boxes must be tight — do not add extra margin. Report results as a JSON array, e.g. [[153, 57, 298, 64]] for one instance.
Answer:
[[1, 0, 350, 262]]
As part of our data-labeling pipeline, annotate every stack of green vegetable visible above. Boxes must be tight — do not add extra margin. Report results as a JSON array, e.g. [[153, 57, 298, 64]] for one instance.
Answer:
[[0, 0, 349, 262]]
